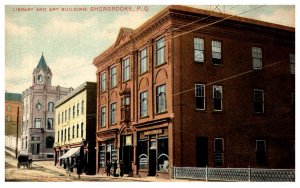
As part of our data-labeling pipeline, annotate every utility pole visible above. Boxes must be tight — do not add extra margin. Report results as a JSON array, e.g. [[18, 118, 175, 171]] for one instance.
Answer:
[[15, 107, 19, 158]]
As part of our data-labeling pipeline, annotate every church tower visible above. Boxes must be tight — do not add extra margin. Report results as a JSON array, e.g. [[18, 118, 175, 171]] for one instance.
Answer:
[[32, 54, 52, 85]]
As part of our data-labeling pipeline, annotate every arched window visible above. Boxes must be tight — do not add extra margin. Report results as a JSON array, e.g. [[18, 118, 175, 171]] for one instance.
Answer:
[[48, 102, 54, 112], [46, 136, 54, 148]]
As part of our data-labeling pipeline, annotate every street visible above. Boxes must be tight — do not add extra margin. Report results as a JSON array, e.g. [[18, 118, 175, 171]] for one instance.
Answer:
[[5, 152, 136, 182]]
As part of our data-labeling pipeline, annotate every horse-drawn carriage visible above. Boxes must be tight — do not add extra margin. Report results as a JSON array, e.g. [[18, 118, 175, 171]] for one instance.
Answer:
[[17, 154, 32, 168]]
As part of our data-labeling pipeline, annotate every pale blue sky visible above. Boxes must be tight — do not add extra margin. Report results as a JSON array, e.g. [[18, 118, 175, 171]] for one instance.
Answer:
[[5, 5, 295, 93]]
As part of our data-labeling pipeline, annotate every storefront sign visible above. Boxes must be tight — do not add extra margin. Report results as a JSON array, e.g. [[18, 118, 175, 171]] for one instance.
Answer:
[[144, 129, 162, 136]]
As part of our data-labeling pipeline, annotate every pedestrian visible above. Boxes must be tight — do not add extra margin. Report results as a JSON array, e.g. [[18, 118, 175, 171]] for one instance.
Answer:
[[76, 158, 82, 179], [113, 160, 117, 177], [106, 160, 111, 176], [119, 160, 124, 177]]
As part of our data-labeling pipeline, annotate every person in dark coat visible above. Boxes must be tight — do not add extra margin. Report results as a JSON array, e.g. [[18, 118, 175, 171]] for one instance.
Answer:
[[76, 158, 82, 179], [106, 160, 111, 176], [119, 160, 124, 177], [113, 160, 117, 177]]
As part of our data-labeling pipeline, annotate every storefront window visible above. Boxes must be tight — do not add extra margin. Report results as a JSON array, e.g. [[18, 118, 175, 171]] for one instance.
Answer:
[[157, 138, 168, 172], [137, 140, 148, 169], [99, 145, 105, 168]]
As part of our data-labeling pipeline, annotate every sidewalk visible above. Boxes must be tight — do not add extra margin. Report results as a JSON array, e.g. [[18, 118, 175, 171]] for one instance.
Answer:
[[33, 160, 191, 182]]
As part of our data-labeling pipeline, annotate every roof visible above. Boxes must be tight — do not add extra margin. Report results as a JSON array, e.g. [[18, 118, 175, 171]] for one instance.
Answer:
[[93, 5, 294, 66], [5, 92, 22, 101], [55, 82, 97, 108], [36, 54, 48, 71]]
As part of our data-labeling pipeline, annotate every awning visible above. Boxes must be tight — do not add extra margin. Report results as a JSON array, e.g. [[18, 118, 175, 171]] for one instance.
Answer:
[[60, 147, 81, 159]]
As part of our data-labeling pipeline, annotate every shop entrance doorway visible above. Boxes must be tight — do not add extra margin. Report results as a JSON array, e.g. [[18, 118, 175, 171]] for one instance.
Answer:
[[148, 149, 156, 176]]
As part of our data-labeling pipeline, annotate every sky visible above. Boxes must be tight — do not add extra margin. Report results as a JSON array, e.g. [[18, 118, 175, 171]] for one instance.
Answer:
[[4, 4, 295, 94]]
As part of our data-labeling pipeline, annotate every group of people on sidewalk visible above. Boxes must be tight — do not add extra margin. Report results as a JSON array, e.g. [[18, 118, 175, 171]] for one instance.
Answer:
[[64, 157, 83, 179], [106, 160, 124, 177]]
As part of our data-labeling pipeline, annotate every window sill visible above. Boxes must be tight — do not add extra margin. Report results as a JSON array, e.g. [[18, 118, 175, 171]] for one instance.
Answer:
[[155, 111, 168, 115], [155, 62, 167, 69], [194, 61, 204, 64], [100, 91, 107, 94], [109, 123, 117, 126], [212, 110, 224, 114], [122, 79, 131, 84], [139, 71, 148, 76], [254, 112, 265, 116], [212, 63, 224, 67], [196, 108, 206, 112], [139, 115, 149, 119], [110, 86, 117, 90]]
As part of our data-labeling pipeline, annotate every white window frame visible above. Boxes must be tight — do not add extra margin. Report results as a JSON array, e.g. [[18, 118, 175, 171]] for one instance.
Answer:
[[194, 37, 204, 62], [122, 58, 130, 82], [156, 37, 165, 66], [195, 84, 205, 110], [101, 106, 106, 127], [254, 89, 264, 113], [100, 72, 106, 92], [111, 66, 117, 88], [34, 118, 41, 128], [252, 47, 262, 70], [110, 102, 117, 125], [212, 40, 222, 62], [140, 48, 148, 74], [140, 91, 148, 117], [213, 85, 223, 111], [156, 84, 166, 113]]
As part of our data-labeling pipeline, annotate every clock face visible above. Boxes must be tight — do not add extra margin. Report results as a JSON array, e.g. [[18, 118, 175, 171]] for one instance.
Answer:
[[37, 74, 43, 83]]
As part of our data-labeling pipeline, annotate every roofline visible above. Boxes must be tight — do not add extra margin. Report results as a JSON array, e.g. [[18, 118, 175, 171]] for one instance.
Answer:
[[55, 82, 97, 108], [93, 5, 294, 66]]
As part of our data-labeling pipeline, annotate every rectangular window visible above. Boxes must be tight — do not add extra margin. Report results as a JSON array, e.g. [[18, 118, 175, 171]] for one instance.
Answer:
[[34, 118, 41, 128], [68, 127, 70, 141], [111, 66, 117, 88], [101, 106, 106, 127], [140, 91, 148, 117], [77, 103, 79, 116], [256, 140, 267, 165], [57, 131, 60, 143], [69, 108, 71, 120], [81, 123, 84, 137], [195, 84, 205, 110], [110, 102, 117, 125], [81, 100, 84, 114], [156, 84, 166, 113], [64, 129, 66, 141], [194, 38, 204, 62], [72, 126, 75, 138], [121, 96, 130, 122], [156, 37, 165, 66], [214, 138, 224, 166], [140, 48, 147, 74], [122, 58, 130, 82], [58, 114, 60, 124], [213, 85, 223, 111], [47, 118, 53, 130], [73, 106, 75, 118], [77, 124, 79, 137], [137, 140, 148, 169], [62, 112, 64, 123], [101, 73, 106, 92], [61, 131, 63, 143], [157, 138, 169, 172], [65, 110, 67, 121], [212, 40, 222, 65], [252, 47, 262, 70], [254, 89, 264, 113], [290, 53, 295, 74]]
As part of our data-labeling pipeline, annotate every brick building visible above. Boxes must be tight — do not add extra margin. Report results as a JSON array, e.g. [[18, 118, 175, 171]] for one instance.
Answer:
[[54, 82, 97, 175], [93, 5, 295, 178], [21, 54, 72, 160], [5, 92, 22, 155]]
